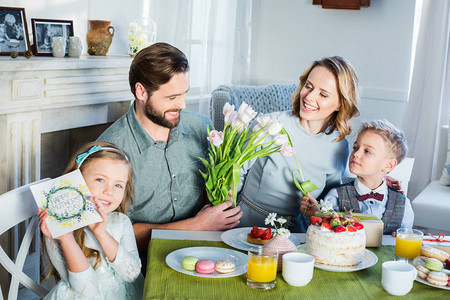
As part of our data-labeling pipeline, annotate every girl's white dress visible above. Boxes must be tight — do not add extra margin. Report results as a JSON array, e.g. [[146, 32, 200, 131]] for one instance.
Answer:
[[44, 212, 144, 300]]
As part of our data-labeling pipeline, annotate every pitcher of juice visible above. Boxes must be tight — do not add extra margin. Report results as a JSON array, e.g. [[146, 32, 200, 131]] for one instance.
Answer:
[[395, 228, 423, 262], [247, 247, 278, 290]]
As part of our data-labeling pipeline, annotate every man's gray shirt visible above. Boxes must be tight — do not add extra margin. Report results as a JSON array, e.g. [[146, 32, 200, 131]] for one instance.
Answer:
[[97, 103, 212, 224]]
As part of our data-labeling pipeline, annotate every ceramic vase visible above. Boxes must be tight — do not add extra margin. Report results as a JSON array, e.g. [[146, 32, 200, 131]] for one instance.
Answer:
[[52, 37, 66, 58], [262, 234, 298, 272], [86, 20, 114, 56], [68, 36, 83, 58]]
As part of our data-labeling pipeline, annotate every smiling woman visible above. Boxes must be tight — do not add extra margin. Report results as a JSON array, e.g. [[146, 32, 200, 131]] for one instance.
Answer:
[[236, 56, 361, 233]]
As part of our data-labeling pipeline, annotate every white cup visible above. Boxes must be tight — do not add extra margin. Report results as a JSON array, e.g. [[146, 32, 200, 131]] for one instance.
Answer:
[[382, 261, 417, 296], [282, 252, 315, 286]]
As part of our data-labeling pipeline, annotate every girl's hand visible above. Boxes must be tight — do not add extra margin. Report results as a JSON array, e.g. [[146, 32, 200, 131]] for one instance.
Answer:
[[38, 208, 73, 240], [38, 208, 53, 239], [88, 197, 109, 236]]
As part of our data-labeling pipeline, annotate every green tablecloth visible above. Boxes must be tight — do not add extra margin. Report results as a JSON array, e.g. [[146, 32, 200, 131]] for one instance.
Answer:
[[143, 239, 447, 299]]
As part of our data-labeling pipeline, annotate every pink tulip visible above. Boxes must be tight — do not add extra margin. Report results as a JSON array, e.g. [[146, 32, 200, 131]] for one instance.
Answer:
[[207, 130, 224, 146], [280, 145, 295, 157], [274, 134, 289, 146]]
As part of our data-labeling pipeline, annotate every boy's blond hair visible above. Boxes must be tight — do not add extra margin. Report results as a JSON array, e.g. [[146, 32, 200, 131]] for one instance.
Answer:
[[358, 120, 408, 163]]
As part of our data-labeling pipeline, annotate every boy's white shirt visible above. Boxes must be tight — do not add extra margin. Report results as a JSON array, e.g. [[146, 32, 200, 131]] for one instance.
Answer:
[[324, 177, 414, 229]]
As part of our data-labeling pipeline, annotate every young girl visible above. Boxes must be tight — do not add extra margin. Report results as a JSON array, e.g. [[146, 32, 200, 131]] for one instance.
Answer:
[[38, 141, 143, 299]]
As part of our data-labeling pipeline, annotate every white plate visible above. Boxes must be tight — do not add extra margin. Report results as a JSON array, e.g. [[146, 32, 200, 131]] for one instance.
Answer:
[[415, 276, 450, 290], [298, 245, 378, 272], [221, 227, 301, 251], [165, 246, 247, 278]]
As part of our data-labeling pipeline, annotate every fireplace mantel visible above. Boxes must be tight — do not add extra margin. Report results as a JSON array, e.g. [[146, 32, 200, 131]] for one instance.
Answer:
[[0, 55, 134, 194]]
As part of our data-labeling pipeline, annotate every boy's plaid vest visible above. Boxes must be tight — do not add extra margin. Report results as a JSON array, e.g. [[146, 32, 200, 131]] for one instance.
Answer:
[[336, 179, 406, 234]]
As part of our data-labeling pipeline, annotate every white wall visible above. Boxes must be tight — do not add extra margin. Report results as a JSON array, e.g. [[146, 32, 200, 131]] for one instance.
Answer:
[[248, 0, 416, 140]]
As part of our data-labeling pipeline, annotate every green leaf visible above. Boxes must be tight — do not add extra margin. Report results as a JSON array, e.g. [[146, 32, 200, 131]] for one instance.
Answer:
[[199, 169, 208, 180], [198, 156, 210, 169], [231, 163, 240, 207], [300, 180, 318, 194], [292, 170, 303, 192]]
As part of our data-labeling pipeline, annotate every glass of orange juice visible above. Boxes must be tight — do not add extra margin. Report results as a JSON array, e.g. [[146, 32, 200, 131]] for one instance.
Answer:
[[247, 247, 278, 289], [395, 228, 423, 262]]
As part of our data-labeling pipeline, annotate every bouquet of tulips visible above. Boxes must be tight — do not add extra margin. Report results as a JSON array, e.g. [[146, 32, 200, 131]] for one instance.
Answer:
[[199, 102, 317, 207]]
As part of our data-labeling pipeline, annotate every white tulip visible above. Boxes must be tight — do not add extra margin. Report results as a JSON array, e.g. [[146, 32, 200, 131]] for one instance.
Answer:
[[223, 102, 235, 116], [238, 102, 257, 125], [267, 120, 283, 135]]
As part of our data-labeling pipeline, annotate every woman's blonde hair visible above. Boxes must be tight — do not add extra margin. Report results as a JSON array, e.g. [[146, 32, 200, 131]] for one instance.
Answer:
[[292, 56, 360, 142], [47, 141, 134, 278]]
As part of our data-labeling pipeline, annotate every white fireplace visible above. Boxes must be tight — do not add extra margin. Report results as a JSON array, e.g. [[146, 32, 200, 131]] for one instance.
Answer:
[[0, 55, 134, 194]]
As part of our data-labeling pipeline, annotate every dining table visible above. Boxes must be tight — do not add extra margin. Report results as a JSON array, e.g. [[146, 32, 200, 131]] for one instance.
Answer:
[[143, 229, 448, 299]]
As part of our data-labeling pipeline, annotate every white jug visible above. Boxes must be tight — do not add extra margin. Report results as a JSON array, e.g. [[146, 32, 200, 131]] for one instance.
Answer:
[[52, 37, 66, 58], [69, 36, 82, 58]]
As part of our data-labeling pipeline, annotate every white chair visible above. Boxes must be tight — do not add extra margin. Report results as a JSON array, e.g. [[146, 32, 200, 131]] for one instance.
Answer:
[[0, 179, 50, 300], [389, 157, 415, 196]]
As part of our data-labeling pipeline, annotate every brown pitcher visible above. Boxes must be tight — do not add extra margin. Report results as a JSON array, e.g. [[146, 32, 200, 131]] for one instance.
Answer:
[[86, 20, 115, 55]]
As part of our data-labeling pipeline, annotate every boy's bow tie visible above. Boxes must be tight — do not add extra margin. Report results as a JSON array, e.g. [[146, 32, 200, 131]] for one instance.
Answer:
[[358, 192, 384, 202]]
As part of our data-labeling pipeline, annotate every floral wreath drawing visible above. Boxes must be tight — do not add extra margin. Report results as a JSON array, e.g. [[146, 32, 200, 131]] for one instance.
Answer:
[[40, 178, 96, 228]]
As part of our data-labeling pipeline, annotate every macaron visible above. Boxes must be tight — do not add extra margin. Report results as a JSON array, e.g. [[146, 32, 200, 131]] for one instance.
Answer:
[[416, 265, 430, 280], [181, 256, 198, 271], [412, 256, 426, 267], [214, 260, 235, 274], [427, 271, 448, 286], [196, 259, 215, 274], [424, 257, 443, 272]]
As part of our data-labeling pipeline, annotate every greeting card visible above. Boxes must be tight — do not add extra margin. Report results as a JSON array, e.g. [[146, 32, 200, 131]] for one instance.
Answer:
[[30, 169, 102, 238]]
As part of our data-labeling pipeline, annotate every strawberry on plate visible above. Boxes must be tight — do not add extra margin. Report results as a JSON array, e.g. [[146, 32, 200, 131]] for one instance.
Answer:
[[250, 226, 264, 238], [247, 226, 272, 245], [260, 228, 272, 240]]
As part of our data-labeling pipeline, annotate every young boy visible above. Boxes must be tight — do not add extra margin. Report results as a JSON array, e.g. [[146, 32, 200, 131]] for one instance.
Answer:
[[301, 120, 414, 234]]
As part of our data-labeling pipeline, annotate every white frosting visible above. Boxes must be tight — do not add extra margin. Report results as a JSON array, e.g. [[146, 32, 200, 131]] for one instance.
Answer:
[[306, 225, 366, 266]]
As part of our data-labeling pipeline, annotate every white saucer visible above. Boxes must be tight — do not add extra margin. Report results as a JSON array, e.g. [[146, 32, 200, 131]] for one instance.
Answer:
[[221, 227, 301, 251], [165, 246, 247, 278], [298, 245, 378, 272]]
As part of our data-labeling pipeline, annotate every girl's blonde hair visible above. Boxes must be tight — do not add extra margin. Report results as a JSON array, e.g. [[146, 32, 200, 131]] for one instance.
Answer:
[[291, 56, 360, 142], [47, 141, 134, 278]]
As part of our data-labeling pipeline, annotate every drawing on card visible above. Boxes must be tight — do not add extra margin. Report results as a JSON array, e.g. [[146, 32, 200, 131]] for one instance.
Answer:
[[30, 169, 102, 238]]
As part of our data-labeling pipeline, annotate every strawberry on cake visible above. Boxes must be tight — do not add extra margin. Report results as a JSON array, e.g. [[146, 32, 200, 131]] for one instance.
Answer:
[[247, 226, 272, 245], [306, 215, 366, 267]]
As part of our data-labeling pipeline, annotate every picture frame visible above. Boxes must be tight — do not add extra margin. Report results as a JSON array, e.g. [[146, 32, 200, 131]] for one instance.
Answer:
[[31, 18, 73, 56], [0, 6, 31, 55]]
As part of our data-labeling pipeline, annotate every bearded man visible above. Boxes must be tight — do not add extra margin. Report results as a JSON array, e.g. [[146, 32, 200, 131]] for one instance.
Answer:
[[98, 43, 242, 253]]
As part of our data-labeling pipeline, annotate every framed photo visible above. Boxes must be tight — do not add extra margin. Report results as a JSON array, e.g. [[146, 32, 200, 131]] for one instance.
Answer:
[[31, 18, 73, 56], [0, 7, 31, 55]]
